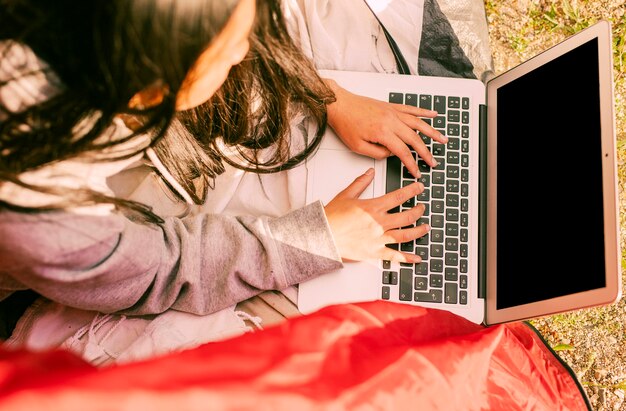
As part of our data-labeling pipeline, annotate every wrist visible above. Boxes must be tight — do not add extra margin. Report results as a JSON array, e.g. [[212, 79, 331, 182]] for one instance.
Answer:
[[323, 78, 342, 127]]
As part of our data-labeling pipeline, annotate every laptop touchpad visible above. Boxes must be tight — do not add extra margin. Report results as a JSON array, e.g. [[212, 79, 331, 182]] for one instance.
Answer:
[[307, 148, 376, 205]]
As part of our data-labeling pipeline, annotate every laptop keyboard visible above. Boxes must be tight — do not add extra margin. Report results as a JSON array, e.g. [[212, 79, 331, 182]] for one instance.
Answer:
[[382, 92, 471, 306]]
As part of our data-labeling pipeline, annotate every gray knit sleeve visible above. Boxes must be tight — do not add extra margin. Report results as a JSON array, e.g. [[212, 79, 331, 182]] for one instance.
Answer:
[[0, 201, 342, 315]]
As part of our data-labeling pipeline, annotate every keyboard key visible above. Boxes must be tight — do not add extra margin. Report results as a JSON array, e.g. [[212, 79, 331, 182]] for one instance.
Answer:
[[460, 275, 468, 289], [434, 96, 446, 114], [418, 189, 430, 202], [462, 126, 469, 138], [445, 283, 458, 304], [433, 116, 446, 128], [382, 271, 392, 284], [418, 160, 430, 173], [386, 156, 402, 193], [447, 124, 460, 136], [445, 252, 458, 266], [460, 290, 468, 305], [460, 243, 468, 258], [461, 183, 469, 197], [460, 259, 468, 273], [445, 237, 458, 251], [414, 277, 428, 291], [446, 194, 459, 207], [461, 154, 469, 168], [431, 214, 444, 228], [383, 260, 391, 269], [382, 286, 391, 300], [462, 111, 470, 124], [419, 94, 432, 110], [446, 209, 459, 222], [400, 241, 414, 252], [461, 169, 469, 182], [405, 93, 418, 106], [461, 198, 468, 212], [462, 97, 470, 110], [431, 229, 444, 243], [447, 166, 459, 178], [446, 223, 459, 236], [432, 172, 445, 185], [448, 137, 460, 150], [431, 259, 443, 272], [389, 92, 404, 104], [460, 229, 468, 243], [433, 143, 445, 156], [448, 96, 460, 108], [447, 152, 459, 164], [432, 186, 444, 199], [415, 247, 429, 260], [415, 290, 443, 303], [399, 269, 413, 301], [432, 200, 444, 214], [461, 140, 469, 152], [445, 267, 458, 281], [431, 244, 443, 258], [447, 110, 460, 123], [430, 274, 443, 288], [415, 261, 428, 275]]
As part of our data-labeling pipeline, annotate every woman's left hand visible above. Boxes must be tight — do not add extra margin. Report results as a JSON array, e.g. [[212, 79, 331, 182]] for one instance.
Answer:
[[325, 78, 447, 178]]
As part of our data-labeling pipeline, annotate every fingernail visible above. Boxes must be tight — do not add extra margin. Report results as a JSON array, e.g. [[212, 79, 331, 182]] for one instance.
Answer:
[[440, 133, 448, 143], [414, 168, 421, 178], [431, 158, 439, 167], [365, 168, 374, 175]]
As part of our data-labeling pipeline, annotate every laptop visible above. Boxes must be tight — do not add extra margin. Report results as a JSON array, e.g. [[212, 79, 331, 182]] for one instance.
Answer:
[[298, 20, 621, 325]]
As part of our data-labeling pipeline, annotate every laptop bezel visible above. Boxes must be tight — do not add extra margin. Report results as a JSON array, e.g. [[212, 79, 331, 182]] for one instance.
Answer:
[[484, 21, 621, 325]]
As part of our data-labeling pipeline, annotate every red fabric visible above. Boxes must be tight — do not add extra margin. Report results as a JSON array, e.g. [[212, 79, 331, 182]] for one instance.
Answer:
[[0, 301, 588, 410]]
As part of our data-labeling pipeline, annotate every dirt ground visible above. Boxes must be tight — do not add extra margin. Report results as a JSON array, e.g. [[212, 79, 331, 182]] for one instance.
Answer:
[[485, 1, 626, 410]]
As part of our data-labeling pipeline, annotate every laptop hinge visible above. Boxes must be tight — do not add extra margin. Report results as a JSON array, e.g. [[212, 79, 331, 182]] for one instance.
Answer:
[[478, 104, 488, 300]]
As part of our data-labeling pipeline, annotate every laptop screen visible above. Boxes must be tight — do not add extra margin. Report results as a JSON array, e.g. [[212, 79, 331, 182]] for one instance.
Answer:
[[495, 38, 606, 309]]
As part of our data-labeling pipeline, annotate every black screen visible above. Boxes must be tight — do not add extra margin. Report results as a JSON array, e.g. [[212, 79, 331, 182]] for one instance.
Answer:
[[496, 38, 606, 309]]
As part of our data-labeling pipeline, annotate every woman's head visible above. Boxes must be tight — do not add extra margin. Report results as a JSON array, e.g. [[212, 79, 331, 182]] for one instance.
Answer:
[[0, 0, 252, 170]]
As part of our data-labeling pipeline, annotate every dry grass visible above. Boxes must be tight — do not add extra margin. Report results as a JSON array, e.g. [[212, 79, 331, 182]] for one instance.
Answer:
[[484, 1, 626, 409]]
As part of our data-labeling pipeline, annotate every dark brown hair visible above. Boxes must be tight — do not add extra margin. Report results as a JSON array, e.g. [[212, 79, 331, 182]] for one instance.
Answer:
[[154, 0, 336, 203], [0, 0, 241, 221]]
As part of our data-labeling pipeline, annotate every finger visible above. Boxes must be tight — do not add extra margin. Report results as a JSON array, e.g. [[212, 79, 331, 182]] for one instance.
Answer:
[[376, 182, 424, 211], [380, 247, 422, 263], [391, 104, 438, 118], [383, 203, 426, 230], [353, 141, 392, 160], [393, 125, 436, 168], [377, 134, 420, 178], [397, 112, 447, 144], [382, 224, 431, 245], [334, 168, 375, 200]]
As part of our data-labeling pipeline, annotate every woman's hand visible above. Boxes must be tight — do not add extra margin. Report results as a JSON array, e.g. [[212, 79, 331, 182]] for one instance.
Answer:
[[324, 168, 429, 263], [325, 78, 447, 178]]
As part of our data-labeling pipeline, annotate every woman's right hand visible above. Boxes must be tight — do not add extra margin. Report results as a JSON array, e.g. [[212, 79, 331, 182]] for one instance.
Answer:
[[324, 168, 429, 263]]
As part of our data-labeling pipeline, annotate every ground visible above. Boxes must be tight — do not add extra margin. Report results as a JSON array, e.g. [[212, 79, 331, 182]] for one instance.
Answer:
[[484, 1, 626, 409]]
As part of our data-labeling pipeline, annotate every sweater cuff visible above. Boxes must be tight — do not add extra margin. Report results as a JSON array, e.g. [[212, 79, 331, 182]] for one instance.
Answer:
[[266, 200, 343, 287]]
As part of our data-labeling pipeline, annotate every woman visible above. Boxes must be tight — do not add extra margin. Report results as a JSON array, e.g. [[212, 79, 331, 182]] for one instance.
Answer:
[[0, 0, 430, 335]]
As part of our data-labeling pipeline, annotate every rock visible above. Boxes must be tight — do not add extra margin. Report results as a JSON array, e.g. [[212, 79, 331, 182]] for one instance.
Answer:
[[599, 388, 606, 406]]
